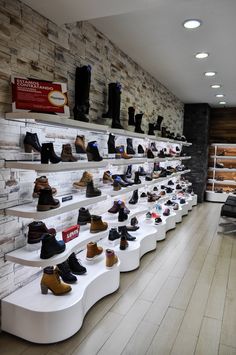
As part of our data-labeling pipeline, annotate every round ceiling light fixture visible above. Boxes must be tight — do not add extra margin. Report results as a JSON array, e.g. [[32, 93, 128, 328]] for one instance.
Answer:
[[211, 84, 221, 89], [183, 19, 202, 29], [219, 101, 226, 105], [204, 71, 216, 77], [195, 52, 209, 59], [216, 94, 224, 98]]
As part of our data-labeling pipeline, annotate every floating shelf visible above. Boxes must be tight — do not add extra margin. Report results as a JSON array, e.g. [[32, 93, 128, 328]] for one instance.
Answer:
[[109, 128, 146, 139], [208, 167, 236, 172], [107, 183, 146, 197], [210, 155, 236, 160], [5, 194, 107, 219], [108, 157, 147, 166], [208, 179, 236, 185], [146, 135, 192, 146]]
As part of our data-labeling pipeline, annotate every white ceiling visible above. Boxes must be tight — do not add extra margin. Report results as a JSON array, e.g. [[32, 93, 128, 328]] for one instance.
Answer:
[[22, 0, 236, 107]]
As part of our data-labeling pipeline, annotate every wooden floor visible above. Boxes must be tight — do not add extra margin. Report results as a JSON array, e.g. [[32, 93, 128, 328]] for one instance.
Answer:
[[1, 202, 236, 355]]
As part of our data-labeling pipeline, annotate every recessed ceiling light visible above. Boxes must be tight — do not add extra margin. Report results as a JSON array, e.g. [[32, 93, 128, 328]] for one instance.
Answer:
[[216, 94, 224, 98], [183, 19, 202, 29], [195, 52, 209, 59], [219, 101, 226, 105], [204, 71, 216, 77], [211, 84, 221, 89]]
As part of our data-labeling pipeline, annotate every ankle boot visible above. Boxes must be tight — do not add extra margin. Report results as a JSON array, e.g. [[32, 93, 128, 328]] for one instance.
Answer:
[[120, 235, 129, 250], [77, 207, 91, 225], [135, 113, 144, 134], [106, 249, 118, 268], [41, 143, 61, 164], [138, 144, 144, 154], [61, 144, 77, 162], [75, 135, 86, 153], [33, 176, 57, 198], [86, 241, 103, 259], [102, 83, 116, 118], [154, 115, 163, 131], [138, 166, 146, 176], [86, 180, 101, 198], [126, 138, 135, 155], [40, 233, 65, 259], [118, 208, 128, 222], [103, 170, 114, 183], [73, 171, 93, 189], [27, 221, 56, 244], [90, 215, 108, 233], [127, 217, 139, 231], [113, 179, 121, 191], [73, 65, 91, 122], [107, 133, 116, 154], [148, 123, 155, 136], [24, 132, 42, 153], [134, 171, 141, 184], [37, 188, 60, 211], [86, 141, 103, 161], [147, 148, 154, 159], [120, 175, 134, 186], [129, 189, 138, 204], [128, 106, 135, 126], [108, 228, 121, 241], [56, 261, 77, 284], [150, 142, 158, 152], [68, 252, 87, 275], [126, 165, 132, 179], [119, 226, 136, 241], [40, 267, 72, 295], [116, 145, 132, 159]]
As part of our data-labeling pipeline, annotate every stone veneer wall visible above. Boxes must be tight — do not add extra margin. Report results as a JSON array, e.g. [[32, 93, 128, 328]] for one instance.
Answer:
[[0, 0, 184, 307]]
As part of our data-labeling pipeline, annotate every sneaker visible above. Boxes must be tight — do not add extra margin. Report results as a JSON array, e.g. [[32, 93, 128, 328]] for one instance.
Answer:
[[155, 217, 162, 225]]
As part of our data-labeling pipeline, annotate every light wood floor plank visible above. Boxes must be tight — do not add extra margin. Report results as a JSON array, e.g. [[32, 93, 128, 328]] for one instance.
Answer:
[[219, 344, 236, 355], [221, 289, 236, 348], [195, 316, 221, 355]]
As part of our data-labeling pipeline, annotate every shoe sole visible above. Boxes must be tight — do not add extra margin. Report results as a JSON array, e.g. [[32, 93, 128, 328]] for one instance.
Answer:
[[37, 203, 60, 211]]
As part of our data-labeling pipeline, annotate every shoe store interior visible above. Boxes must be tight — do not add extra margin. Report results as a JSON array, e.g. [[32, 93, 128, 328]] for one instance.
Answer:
[[0, 0, 236, 354]]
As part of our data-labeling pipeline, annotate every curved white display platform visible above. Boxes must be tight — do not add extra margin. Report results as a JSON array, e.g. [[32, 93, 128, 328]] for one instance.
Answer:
[[192, 194, 198, 206], [173, 208, 183, 223], [179, 202, 189, 216], [2, 250, 120, 344], [164, 213, 177, 231]]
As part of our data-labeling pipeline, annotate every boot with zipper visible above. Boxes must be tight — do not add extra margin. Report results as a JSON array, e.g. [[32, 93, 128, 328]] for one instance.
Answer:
[[86, 180, 101, 198], [75, 135, 86, 153], [126, 138, 135, 155], [37, 188, 60, 211], [61, 144, 77, 162], [107, 133, 116, 154], [128, 106, 135, 126], [41, 143, 61, 164], [86, 141, 103, 161], [154, 115, 163, 131], [129, 189, 138, 204], [148, 123, 155, 136], [33, 176, 57, 198], [40, 266, 71, 295], [24, 132, 42, 153], [73, 65, 91, 122], [134, 113, 144, 134], [73, 171, 93, 189]]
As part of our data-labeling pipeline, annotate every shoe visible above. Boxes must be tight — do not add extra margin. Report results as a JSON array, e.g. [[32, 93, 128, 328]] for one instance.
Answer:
[[134, 171, 141, 184], [41, 143, 62, 164], [75, 135, 86, 153], [77, 207, 91, 225], [120, 175, 134, 185], [120, 235, 129, 250], [86, 141, 103, 161], [148, 123, 155, 136], [179, 198, 186, 204], [159, 169, 167, 178], [113, 176, 129, 187], [128, 106, 135, 126], [68, 252, 87, 275], [126, 138, 135, 155], [148, 194, 159, 202], [138, 144, 144, 154], [103, 171, 113, 184], [147, 149, 154, 159], [106, 249, 118, 268], [119, 226, 136, 241], [158, 149, 165, 158], [154, 115, 163, 131], [165, 200, 174, 206], [86, 180, 101, 197], [56, 261, 77, 284], [173, 203, 179, 210], [163, 208, 170, 216], [166, 187, 173, 194], [73, 171, 93, 189], [40, 233, 65, 259], [138, 166, 146, 176], [145, 174, 153, 181], [40, 267, 72, 295], [159, 190, 166, 196], [155, 217, 162, 225], [86, 241, 103, 259], [150, 142, 158, 152], [140, 192, 147, 198], [146, 212, 152, 219], [73, 65, 91, 122], [155, 203, 162, 212], [153, 186, 158, 191], [37, 188, 60, 211], [108, 228, 121, 241], [61, 144, 77, 162], [24, 132, 42, 153], [118, 208, 128, 222], [168, 180, 174, 186], [108, 200, 130, 214], [33, 176, 57, 198], [135, 113, 144, 134], [176, 184, 182, 190], [90, 215, 108, 233], [152, 171, 160, 179], [129, 189, 138, 204], [27, 221, 56, 244], [113, 179, 121, 191], [216, 162, 224, 168], [107, 133, 116, 154], [126, 165, 132, 178], [127, 217, 139, 231], [116, 145, 132, 159]]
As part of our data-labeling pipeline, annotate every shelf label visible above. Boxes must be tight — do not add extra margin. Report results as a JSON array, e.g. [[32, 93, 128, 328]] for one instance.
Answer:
[[11, 76, 70, 117]]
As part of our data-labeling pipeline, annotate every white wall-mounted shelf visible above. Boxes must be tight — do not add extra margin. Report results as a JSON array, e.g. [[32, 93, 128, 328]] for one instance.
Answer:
[[208, 167, 236, 172], [146, 135, 192, 146], [208, 179, 236, 186], [107, 183, 146, 197], [109, 128, 146, 139], [210, 155, 236, 160], [5, 194, 107, 219], [108, 157, 147, 166]]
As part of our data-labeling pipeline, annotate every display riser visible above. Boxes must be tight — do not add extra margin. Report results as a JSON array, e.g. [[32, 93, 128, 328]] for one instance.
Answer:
[[174, 209, 183, 223], [164, 213, 176, 231], [180, 202, 189, 216]]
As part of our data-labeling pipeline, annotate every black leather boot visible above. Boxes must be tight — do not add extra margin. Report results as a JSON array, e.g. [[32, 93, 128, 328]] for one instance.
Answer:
[[67, 252, 87, 275], [128, 106, 135, 126], [126, 165, 132, 178], [118, 208, 128, 222], [37, 188, 60, 211], [154, 115, 163, 131], [41, 143, 61, 164], [77, 207, 91, 225], [86, 141, 103, 161], [102, 83, 116, 118], [40, 233, 65, 259], [56, 261, 77, 283], [118, 226, 136, 241], [108, 228, 121, 241], [126, 138, 135, 155], [107, 133, 116, 154], [138, 144, 144, 154], [73, 65, 91, 122], [129, 189, 138, 204], [147, 148, 154, 159], [134, 171, 141, 184], [86, 180, 101, 198], [135, 113, 144, 134], [148, 123, 155, 136], [150, 142, 158, 152], [24, 132, 42, 153]]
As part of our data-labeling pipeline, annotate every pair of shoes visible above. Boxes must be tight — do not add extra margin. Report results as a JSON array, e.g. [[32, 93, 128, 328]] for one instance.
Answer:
[[56, 253, 87, 283], [77, 208, 108, 233], [40, 267, 72, 295]]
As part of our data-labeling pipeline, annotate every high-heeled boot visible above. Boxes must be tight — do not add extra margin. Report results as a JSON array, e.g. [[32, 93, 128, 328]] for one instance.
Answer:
[[40, 266, 71, 295], [128, 106, 135, 126], [129, 189, 138, 204], [154, 115, 163, 131], [24, 132, 42, 153], [107, 133, 116, 154], [86, 141, 103, 161], [61, 144, 77, 162], [41, 143, 61, 164]]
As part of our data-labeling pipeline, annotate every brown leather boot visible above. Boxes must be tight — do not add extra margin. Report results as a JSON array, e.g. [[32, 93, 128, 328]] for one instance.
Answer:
[[40, 267, 72, 295], [90, 215, 108, 233], [33, 176, 57, 198], [105, 249, 118, 268], [86, 241, 103, 260], [73, 171, 93, 188], [61, 144, 77, 162], [103, 171, 114, 184], [75, 135, 86, 153]]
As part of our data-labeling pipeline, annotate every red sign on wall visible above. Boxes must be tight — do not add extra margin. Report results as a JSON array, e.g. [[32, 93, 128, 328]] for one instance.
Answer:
[[11, 76, 70, 117]]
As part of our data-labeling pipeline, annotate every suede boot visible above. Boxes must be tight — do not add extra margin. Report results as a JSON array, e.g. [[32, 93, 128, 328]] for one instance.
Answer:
[[90, 215, 108, 233], [75, 135, 86, 153], [86, 241, 103, 259], [73, 171, 93, 189], [105, 249, 118, 268], [61, 144, 77, 162], [40, 267, 71, 295]]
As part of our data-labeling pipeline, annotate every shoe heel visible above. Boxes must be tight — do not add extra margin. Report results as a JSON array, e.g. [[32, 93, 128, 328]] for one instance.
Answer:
[[41, 155, 49, 164], [24, 143, 33, 153], [87, 152, 93, 161], [41, 283, 48, 294]]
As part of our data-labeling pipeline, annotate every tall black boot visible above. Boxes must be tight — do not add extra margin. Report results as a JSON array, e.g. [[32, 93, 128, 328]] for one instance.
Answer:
[[148, 123, 155, 136], [126, 138, 135, 155], [107, 133, 116, 154], [129, 189, 138, 204], [111, 82, 123, 129], [73, 65, 91, 122], [128, 107, 135, 126], [154, 115, 164, 131], [135, 113, 144, 134], [126, 164, 132, 178], [134, 171, 141, 184], [102, 83, 116, 118]]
